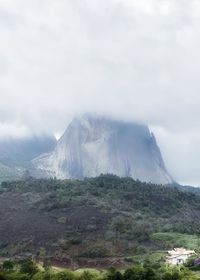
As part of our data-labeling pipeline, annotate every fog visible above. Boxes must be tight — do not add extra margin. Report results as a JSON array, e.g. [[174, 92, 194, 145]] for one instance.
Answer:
[[0, 0, 200, 185]]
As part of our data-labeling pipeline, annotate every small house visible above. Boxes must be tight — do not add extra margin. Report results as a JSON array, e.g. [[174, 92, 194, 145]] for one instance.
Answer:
[[166, 248, 195, 265]]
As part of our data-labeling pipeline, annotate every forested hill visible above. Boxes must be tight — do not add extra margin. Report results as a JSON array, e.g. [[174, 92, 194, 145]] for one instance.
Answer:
[[1, 175, 200, 266]]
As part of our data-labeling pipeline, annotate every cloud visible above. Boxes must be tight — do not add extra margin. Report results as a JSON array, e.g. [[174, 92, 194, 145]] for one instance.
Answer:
[[0, 121, 31, 139], [151, 125, 200, 186], [0, 0, 200, 184]]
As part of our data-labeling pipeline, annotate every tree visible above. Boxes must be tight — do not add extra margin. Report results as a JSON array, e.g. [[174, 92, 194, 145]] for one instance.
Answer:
[[0, 273, 6, 280], [124, 266, 145, 280], [3, 260, 14, 271], [19, 260, 38, 276], [79, 271, 94, 280]]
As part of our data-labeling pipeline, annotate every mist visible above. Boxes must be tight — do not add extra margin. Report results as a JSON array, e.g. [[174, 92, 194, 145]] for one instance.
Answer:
[[0, 0, 200, 185]]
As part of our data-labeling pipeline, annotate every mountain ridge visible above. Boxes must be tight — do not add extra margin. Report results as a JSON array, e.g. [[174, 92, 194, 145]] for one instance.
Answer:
[[0, 135, 56, 182], [0, 175, 199, 262]]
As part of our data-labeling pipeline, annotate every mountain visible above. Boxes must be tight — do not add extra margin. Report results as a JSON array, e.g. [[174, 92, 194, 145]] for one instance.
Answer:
[[0, 135, 56, 181], [0, 162, 22, 182], [0, 135, 56, 167], [33, 115, 173, 184]]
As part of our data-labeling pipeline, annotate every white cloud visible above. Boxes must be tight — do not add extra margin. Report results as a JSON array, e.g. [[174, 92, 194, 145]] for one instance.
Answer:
[[151, 125, 200, 186], [0, 121, 31, 139], [0, 0, 200, 184]]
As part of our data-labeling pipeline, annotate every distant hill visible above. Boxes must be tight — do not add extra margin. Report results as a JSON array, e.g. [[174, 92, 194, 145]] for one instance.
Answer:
[[0, 175, 200, 263], [33, 115, 173, 184], [0, 162, 22, 182], [0, 135, 56, 182], [0, 135, 56, 167]]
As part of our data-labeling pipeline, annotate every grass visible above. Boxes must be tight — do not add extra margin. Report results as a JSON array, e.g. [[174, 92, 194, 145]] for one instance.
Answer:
[[74, 268, 103, 275], [125, 250, 166, 265], [48, 265, 104, 274], [151, 232, 200, 250], [123, 232, 200, 266]]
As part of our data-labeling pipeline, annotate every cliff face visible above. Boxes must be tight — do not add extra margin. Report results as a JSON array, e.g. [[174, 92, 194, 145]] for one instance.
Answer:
[[33, 115, 173, 184]]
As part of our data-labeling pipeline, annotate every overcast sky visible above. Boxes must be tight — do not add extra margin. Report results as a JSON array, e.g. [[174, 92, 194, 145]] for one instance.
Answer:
[[0, 0, 200, 185]]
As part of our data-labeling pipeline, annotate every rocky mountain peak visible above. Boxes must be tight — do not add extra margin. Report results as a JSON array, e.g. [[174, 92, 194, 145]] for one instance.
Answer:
[[33, 115, 173, 184]]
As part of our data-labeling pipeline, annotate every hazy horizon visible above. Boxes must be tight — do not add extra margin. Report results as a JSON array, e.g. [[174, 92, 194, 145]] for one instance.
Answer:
[[0, 0, 200, 186]]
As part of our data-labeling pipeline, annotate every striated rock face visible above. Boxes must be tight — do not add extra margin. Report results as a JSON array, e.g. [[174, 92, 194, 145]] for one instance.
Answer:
[[33, 115, 173, 184]]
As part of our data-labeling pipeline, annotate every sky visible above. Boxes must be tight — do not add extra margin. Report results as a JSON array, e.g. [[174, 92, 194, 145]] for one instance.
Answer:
[[0, 0, 200, 185]]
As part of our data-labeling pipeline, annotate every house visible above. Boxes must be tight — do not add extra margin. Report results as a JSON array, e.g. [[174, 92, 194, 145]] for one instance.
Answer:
[[166, 248, 196, 265]]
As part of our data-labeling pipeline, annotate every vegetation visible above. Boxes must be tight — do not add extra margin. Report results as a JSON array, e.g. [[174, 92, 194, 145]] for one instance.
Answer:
[[0, 259, 200, 280], [151, 233, 200, 251], [1, 175, 200, 265]]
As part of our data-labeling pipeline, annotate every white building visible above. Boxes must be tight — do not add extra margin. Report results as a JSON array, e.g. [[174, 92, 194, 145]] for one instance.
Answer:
[[166, 248, 195, 265]]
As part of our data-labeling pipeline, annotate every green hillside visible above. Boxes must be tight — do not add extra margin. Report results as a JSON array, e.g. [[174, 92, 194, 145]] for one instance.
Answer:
[[1, 175, 200, 267]]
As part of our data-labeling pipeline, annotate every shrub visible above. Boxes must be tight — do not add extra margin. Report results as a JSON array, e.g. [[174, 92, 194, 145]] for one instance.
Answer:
[[79, 247, 107, 258], [3, 261, 14, 271], [19, 260, 38, 276]]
